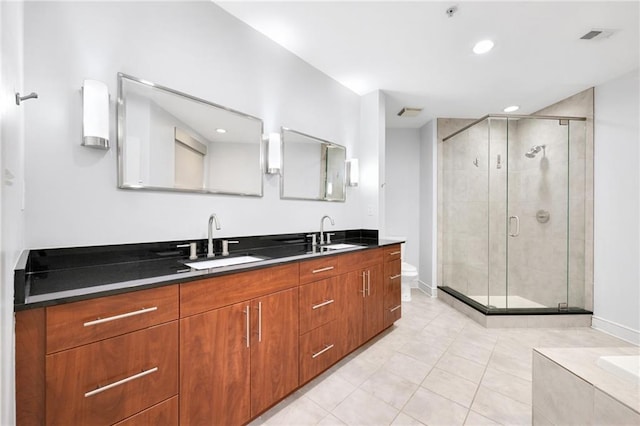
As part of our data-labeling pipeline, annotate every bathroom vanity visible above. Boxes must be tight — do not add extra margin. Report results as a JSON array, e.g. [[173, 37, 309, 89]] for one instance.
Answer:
[[14, 232, 402, 425]]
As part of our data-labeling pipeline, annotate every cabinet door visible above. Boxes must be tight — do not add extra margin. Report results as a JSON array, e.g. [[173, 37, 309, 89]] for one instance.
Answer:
[[336, 270, 364, 357], [180, 303, 251, 426], [362, 263, 384, 342], [384, 259, 402, 328], [250, 287, 299, 416]]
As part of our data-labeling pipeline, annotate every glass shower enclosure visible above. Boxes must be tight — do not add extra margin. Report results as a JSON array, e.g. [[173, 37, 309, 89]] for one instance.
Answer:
[[440, 115, 589, 313]]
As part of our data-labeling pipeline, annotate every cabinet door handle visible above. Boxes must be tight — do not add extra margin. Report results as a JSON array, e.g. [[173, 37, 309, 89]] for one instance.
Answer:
[[361, 272, 366, 298], [312, 266, 334, 274], [389, 251, 401, 256], [257, 301, 262, 343], [390, 274, 401, 280], [390, 305, 401, 312], [312, 299, 335, 310], [83, 306, 158, 327], [84, 367, 158, 397], [509, 215, 520, 237], [367, 270, 371, 296], [311, 344, 335, 359], [244, 305, 250, 348]]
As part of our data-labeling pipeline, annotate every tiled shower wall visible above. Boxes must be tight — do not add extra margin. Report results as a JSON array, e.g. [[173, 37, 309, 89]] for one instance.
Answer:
[[437, 88, 593, 310]]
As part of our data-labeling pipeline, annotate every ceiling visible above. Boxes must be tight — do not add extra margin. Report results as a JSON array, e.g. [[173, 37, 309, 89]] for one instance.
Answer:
[[216, 1, 639, 128]]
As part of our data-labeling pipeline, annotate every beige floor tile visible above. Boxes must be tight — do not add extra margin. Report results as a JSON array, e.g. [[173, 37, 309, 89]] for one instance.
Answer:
[[382, 352, 434, 385], [335, 356, 380, 387], [332, 388, 399, 426], [304, 373, 358, 411], [464, 410, 501, 425], [403, 387, 469, 426], [447, 339, 494, 365], [360, 368, 420, 409], [398, 339, 448, 365], [481, 367, 532, 405], [422, 367, 479, 408], [436, 352, 487, 383], [390, 412, 426, 426], [487, 350, 532, 381], [471, 386, 532, 426], [263, 396, 330, 426], [318, 413, 347, 426]]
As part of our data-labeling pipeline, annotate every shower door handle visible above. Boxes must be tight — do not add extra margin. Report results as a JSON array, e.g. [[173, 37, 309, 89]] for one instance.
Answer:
[[509, 215, 520, 237]]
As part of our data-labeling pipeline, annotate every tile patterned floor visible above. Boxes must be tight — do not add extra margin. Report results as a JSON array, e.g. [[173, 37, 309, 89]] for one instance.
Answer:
[[250, 290, 633, 426]]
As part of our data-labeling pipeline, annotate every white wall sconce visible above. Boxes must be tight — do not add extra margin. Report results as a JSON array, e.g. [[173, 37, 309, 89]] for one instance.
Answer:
[[82, 79, 110, 150], [266, 132, 281, 174], [346, 158, 359, 187]]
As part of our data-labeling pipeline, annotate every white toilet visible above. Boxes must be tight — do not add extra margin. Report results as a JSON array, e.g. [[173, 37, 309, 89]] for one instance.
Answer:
[[387, 237, 418, 302]]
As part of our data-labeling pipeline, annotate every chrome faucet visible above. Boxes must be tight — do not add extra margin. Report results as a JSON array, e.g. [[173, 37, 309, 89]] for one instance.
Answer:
[[319, 215, 335, 245], [207, 213, 221, 257]]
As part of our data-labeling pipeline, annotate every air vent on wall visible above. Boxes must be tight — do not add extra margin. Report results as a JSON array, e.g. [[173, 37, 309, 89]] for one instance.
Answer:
[[580, 29, 615, 40], [397, 107, 423, 117]]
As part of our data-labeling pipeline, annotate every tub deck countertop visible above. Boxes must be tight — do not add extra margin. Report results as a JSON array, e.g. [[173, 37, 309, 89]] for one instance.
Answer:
[[534, 346, 640, 414]]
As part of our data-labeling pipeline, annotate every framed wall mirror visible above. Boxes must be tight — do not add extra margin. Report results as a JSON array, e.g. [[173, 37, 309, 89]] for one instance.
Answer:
[[117, 73, 264, 196], [280, 128, 346, 201]]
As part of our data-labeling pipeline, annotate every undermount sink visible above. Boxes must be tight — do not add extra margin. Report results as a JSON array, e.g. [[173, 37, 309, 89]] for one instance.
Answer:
[[184, 255, 264, 270], [322, 243, 364, 251]]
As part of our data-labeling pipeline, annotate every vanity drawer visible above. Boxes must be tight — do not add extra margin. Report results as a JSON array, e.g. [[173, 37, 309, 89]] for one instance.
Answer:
[[299, 277, 337, 335], [338, 248, 383, 272], [46, 321, 178, 426], [46, 285, 178, 353], [299, 320, 339, 385], [114, 396, 178, 426], [384, 244, 402, 262], [299, 256, 340, 284], [180, 263, 299, 317]]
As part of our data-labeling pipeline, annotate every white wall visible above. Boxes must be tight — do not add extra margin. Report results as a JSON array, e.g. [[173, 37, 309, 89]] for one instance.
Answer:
[[592, 69, 640, 344], [384, 128, 420, 269], [419, 120, 437, 294], [1, 0, 25, 423], [22, 1, 362, 248], [359, 90, 385, 231]]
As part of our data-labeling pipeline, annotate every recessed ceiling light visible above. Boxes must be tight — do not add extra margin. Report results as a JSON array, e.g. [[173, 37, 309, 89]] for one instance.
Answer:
[[473, 39, 494, 55], [216, 128, 227, 134], [503, 105, 520, 113]]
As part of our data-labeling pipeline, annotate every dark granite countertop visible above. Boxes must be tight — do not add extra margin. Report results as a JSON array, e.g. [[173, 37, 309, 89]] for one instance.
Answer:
[[14, 229, 404, 311]]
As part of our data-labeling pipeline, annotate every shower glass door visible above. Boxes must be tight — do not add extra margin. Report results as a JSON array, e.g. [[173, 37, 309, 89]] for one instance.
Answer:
[[504, 117, 570, 310]]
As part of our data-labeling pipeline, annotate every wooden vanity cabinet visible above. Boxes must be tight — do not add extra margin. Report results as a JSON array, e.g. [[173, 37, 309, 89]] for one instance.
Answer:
[[336, 249, 385, 357], [16, 245, 401, 426], [383, 244, 403, 328], [179, 264, 299, 425]]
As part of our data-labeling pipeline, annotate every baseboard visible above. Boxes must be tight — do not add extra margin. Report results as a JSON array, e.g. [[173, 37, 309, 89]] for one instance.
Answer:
[[418, 280, 437, 297], [592, 316, 640, 346]]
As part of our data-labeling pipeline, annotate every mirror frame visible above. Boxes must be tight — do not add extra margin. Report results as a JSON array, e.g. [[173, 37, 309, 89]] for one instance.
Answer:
[[279, 127, 347, 202], [116, 72, 264, 196]]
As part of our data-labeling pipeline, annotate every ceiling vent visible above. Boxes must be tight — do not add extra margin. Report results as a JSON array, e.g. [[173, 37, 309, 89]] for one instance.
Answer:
[[397, 107, 423, 117], [580, 29, 615, 40]]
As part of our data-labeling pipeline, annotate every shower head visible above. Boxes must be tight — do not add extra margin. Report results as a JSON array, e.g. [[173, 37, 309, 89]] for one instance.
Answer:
[[525, 145, 545, 158]]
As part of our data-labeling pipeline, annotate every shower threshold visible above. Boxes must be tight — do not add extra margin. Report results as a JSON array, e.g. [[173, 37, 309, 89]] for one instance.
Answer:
[[438, 286, 593, 328]]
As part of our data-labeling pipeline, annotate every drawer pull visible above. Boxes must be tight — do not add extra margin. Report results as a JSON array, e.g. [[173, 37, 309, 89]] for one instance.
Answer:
[[390, 305, 401, 312], [312, 266, 334, 274], [244, 305, 250, 348], [83, 307, 158, 327], [312, 299, 335, 310], [84, 367, 158, 397], [311, 344, 335, 359], [390, 274, 402, 280], [389, 251, 401, 256]]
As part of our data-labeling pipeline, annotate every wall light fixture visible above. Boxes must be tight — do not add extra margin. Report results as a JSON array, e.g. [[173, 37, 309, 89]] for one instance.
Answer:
[[266, 132, 281, 174], [82, 79, 110, 150], [346, 158, 359, 187]]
